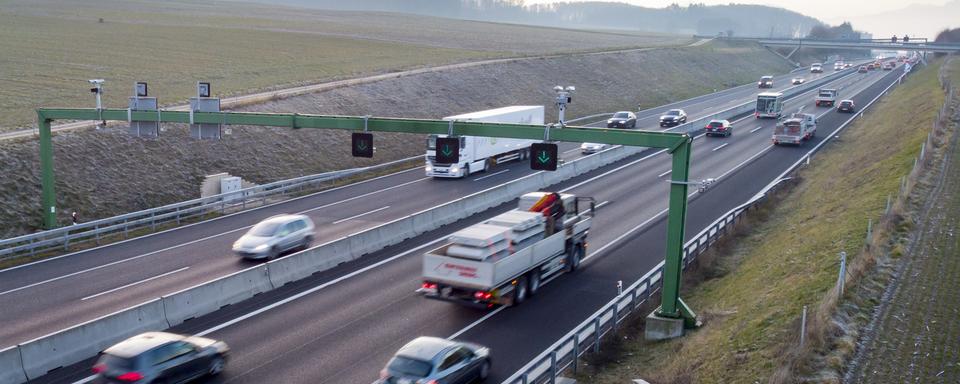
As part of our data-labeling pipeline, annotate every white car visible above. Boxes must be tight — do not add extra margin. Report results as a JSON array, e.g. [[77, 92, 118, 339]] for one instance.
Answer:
[[791, 78, 805, 85], [580, 142, 609, 154], [810, 63, 823, 73], [233, 214, 315, 260]]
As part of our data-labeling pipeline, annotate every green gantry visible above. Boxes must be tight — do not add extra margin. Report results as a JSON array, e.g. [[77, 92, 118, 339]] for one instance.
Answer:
[[35, 107, 699, 327]]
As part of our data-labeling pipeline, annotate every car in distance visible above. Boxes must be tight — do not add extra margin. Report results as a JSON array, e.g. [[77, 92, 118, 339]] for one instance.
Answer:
[[858, 65, 868, 73], [883, 62, 895, 70], [232, 214, 315, 260], [810, 63, 823, 73], [837, 99, 856, 113], [659, 109, 687, 127], [791, 77, 805, 85], [606, 111, 636, 129], [867, 63, 876, 70], [704, 119, 733, 137], [758, 75, 774, 88], [580, 142, 609, 154], [378, 337, 490, 384], [92, 331, 229, 384]]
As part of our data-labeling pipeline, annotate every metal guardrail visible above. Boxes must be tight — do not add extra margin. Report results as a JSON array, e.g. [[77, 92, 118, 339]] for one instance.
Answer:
[[0, 155, 421, 261], [503, 65, 912, 384]]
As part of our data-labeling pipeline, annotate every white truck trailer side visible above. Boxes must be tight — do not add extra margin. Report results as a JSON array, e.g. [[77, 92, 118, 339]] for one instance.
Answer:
[[815, 88, 838, 107], [425, 106, 543, 178], [419, 192, 594, 307]]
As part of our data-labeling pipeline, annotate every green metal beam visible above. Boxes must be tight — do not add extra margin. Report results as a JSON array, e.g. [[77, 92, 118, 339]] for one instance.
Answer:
[[36, 108, 688, 149], [657, 137, 699, 328], [38, 111, 57, 229], [36, 106, 700, 333]]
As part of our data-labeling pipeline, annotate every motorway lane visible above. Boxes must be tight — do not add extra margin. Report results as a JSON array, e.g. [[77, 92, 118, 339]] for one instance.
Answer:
[[33, 66, 896, 383], [0, 65, 844, 348]]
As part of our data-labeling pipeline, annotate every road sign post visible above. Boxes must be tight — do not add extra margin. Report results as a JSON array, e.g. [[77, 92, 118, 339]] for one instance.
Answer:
[[34, 107, 699, 338]]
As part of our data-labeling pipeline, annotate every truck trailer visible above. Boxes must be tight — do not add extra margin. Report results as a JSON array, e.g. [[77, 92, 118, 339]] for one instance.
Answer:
[[425, 106, 542, 178], [773, 113, 817, 146], [756, 92, 784, 119], [815, 88, 838, 107], [419, 192, 594, 307]]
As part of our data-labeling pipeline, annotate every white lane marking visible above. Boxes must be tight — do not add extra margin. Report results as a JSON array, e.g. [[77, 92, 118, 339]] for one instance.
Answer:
[[750, 126, 764, 133], [595, 201, 611, 209], [448, 307, 506, 340], [563, 148, 581, 154], [331, 206, 391, 225], [3, 177, 429, 295], [658, 170, 672, 178], [0, 165, 425, 276], [472, 169, 510, 181], [712, 143, 729, 151], [81, 267, 189, 301]]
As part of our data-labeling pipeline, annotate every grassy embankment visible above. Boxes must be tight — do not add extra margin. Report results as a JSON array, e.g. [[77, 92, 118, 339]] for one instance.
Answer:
[[576, 60, 948, 383], [0, 0, 688, 132]]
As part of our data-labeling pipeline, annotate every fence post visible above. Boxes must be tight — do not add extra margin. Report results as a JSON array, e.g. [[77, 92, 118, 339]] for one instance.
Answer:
[[838, 251, 847, 297], [613, 305, 619, 332], [885, 194, 892, 214], [549, 351, 557, 384], [866, 218, 872, 243], [800, 305, 807, 347], [571, 337, 579, 375]]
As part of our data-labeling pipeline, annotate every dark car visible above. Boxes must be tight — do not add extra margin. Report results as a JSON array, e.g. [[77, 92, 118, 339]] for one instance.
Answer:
[[378, 337, 490, 384], [606, 111, 636, 129], [758, 75, 774, 88], [92, 332, 229, 384], [837, 99, 856, 113], [658, 109, 687, 127], [704, 119, 733, 137]]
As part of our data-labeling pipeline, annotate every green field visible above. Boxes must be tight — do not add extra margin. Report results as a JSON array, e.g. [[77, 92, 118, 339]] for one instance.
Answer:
[[0, 0, 687, 131], [576, 61, 948, 383]]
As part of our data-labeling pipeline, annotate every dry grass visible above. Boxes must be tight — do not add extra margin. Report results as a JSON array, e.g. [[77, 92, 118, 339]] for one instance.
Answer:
[[0, 0, 690, 131], [575, 59, 946, 384]]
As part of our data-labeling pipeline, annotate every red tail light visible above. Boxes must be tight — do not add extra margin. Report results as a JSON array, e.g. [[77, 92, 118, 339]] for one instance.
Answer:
[[117, 372, 144, 381], [474, 291, 492, 300], [422, 282, 437, 290], [91, 363, 106, 374]]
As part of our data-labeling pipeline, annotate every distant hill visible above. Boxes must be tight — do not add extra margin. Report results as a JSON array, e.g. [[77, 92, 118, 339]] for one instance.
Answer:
[[245, 0, 823, 38]]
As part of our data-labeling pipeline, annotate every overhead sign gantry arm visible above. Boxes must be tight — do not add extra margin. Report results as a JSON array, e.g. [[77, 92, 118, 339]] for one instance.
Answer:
[[36, 107, 700, 336]]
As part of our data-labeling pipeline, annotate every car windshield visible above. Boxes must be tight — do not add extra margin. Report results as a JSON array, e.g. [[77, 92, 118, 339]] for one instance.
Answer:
[[613, 112, 630, 118], [666, 110, 679, 116], [708, 121, 724, 127], [249, 220, 283, 236], [841, 101, 853, 106], [387, 356, 433, 378]]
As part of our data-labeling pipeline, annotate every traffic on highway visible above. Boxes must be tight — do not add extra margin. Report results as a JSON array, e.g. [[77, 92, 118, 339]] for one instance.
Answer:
[[3, 51, 913, 384]]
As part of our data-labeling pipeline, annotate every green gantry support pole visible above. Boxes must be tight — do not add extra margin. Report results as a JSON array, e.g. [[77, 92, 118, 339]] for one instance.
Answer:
[[38, 112, 57, 229], [657, 137, 699, 328]]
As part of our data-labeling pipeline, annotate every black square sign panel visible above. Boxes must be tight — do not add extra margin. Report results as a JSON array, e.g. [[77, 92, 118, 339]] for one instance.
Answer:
[[352, 132, 374, 158], [530, 143, 558, 171], [435, 137, 460, 164]]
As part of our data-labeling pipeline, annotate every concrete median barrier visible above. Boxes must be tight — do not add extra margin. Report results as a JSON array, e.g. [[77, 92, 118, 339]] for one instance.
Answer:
[[18, 299, 169, 380], [0, 346, 26, 384], [267, 236, 353, 287], [162, 265, 273, 326]]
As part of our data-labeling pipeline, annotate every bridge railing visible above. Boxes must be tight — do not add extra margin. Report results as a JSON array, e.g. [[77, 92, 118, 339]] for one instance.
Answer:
[[502, 62, 912, 384], [0, 155, 420, 262]]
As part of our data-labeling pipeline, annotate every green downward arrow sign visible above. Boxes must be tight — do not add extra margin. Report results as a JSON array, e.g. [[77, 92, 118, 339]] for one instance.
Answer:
[[441, 145, 453, 156], [357, 141, 368, 150], [537, 151, 551, 164]]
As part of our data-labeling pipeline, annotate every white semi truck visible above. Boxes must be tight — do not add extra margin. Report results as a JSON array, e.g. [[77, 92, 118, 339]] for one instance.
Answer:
[[419, 192, 594, 307], [425, 106, 542, 178], [772, 113, 817, 146], [755, 92, 784, 119]]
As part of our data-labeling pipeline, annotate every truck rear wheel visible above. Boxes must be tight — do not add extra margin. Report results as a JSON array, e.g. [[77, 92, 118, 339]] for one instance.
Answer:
[[567, 244, 584, 272], [528, 270, 541, 295], [512, 276, 528, 305]]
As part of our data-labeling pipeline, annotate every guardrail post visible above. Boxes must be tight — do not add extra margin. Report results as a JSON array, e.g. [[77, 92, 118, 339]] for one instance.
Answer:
[[549, 351, 557, 384], [631, 289, 638, 310], [123, 218, 128, 239], [593, 318, 601, 353], [62, 230, 69, 251], [571, 337, 579, 375], [612, 305, 619, 332], [95, 223, 101, 244], [176, 206, 181, 225]]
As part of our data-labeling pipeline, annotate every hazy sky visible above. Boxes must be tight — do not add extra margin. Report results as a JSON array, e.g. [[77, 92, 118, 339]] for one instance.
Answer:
[[522, 0, 950, 25]]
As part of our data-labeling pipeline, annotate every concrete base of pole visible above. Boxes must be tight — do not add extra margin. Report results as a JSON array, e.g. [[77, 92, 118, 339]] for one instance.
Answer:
[[644, 311, 685, 341], [556, 378, 577, 384]]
